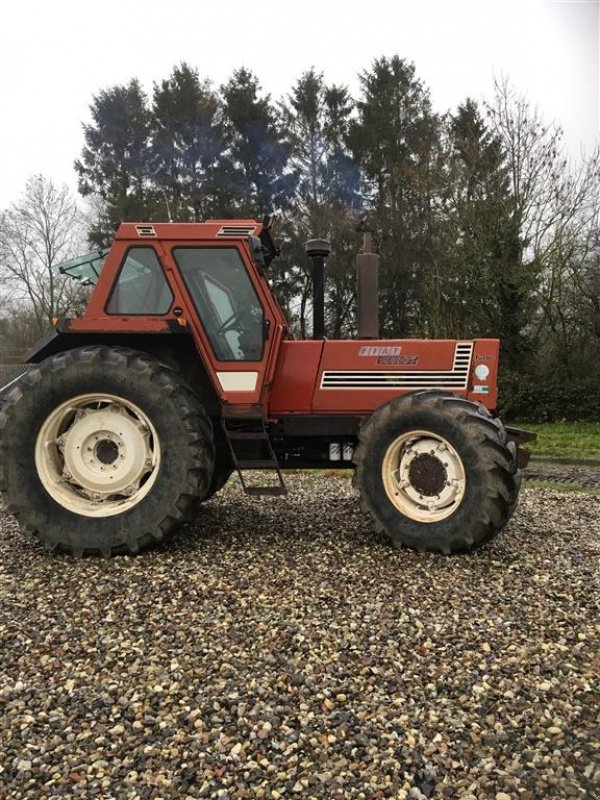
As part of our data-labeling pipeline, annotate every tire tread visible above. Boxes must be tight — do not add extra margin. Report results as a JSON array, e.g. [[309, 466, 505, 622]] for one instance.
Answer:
[[353, 391, 520, 554]]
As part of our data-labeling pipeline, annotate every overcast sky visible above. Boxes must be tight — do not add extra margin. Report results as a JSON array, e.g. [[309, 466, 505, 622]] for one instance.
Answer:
[[0, 0, 597, 208]]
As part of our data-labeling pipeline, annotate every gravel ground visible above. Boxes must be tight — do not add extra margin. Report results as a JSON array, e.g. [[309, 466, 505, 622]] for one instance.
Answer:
[[1, 476, 599, 800]]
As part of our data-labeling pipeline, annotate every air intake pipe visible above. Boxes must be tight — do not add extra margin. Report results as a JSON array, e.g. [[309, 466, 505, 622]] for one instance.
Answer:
[[356, 221, 379, 339], [305, 238, 331, 339]]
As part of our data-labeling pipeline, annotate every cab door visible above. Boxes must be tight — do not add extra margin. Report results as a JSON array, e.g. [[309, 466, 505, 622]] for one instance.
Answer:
[[162, 242, 282, 407]]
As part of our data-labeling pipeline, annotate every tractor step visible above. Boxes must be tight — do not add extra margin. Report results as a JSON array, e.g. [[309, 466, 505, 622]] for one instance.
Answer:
[[221, 417, 287, 497], [244, 486, 287, 497], [226, 430, 271, 440], [235, 459, 282, 470]]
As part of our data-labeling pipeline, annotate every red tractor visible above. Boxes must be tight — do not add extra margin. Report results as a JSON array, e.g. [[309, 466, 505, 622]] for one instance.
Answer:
[[0, 218, 530, 556]]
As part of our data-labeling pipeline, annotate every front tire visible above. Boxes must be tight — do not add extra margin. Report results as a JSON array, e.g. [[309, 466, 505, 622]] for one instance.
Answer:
[[353, 393, 519, 553], [0, 346, 214, 556]]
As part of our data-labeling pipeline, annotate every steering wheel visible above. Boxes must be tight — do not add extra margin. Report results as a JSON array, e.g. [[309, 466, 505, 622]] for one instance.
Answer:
[[216, 308, 256, 336], [215, 311, 242, 335]]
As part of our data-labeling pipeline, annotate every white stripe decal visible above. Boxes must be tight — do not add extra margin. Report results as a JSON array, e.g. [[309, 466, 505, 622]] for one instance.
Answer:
[[216, 371, 258, 392], [320, 343, 474, 390]]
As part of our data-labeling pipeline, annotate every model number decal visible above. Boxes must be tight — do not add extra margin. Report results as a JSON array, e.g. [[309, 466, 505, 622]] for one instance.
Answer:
[[377, 355, 419, 366]]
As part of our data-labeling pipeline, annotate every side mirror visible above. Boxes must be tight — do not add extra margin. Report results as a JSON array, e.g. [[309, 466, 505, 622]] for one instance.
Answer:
[[248, 235, 267, 269], [259, 216, 279, 266]]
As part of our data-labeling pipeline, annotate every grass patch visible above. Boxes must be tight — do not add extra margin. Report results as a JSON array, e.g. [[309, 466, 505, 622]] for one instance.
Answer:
[[509, 421, 600, 460], [524, 478, 600, 496]]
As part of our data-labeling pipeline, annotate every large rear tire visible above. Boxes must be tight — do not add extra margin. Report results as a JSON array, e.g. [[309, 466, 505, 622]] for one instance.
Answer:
[[198, 444, 233, 503], [353, 392, 519, 553], [0, 346, 214, 556]]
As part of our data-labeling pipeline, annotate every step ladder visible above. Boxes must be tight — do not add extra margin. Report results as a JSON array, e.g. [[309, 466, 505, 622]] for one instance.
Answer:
[[221, 417, 287, 497]]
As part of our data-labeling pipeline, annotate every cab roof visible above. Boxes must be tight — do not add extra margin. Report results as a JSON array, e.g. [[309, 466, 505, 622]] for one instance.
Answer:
[[115, 220, 264, 241]]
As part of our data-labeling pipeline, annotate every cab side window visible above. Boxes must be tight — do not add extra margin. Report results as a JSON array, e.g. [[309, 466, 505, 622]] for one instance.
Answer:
[[174, 247, 264, 362], [106, 247, 173, 315]]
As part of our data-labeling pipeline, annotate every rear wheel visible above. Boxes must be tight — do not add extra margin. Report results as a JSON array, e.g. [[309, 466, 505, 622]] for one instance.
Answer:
[[0, 346, 214, 556], [353, 392, 519, 553]]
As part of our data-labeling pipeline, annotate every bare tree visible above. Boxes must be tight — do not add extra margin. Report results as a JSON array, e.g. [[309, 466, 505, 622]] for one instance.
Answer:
[[0, 175, 88, 351], [545, 157, 600, 372], [483, 79, 600, 368]]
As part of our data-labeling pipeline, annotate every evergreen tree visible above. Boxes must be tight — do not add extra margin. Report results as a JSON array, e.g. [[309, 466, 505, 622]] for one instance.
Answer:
[[151, 63, 235, 221], [428, 99, 513, 338], [220, 68, 297, 217], [349, 56, 442, 337], [75, 80, 160, 247], [279, 69, 361, 337], [451, 100, 531, 362]]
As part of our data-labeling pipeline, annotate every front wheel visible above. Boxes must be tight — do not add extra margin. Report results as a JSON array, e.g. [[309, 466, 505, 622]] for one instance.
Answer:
[[0, 346, 214, 556], [353, 393, 520, 553]]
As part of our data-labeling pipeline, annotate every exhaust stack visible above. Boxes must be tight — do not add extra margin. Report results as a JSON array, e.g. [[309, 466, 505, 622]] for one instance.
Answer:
[[356, 222, 379, 339], [305, 239, 331, 339]]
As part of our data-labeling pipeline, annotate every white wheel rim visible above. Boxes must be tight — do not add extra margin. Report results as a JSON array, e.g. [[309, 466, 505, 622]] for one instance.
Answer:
[[35, 393, 161, 517], [381, 430, 466, 522]]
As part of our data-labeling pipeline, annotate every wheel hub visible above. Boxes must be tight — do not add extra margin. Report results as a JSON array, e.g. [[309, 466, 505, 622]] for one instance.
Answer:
[[381, 431, 466, 523], [62, 408, 152, 496], [95, 438, 119, 465], [408, 453, 447, 497], [35, 394, 160, 517]]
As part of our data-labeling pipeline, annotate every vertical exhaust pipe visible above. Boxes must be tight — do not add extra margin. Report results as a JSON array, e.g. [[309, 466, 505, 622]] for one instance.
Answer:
[[305, 238, 331, 339], [356, 221, 379, 339]]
